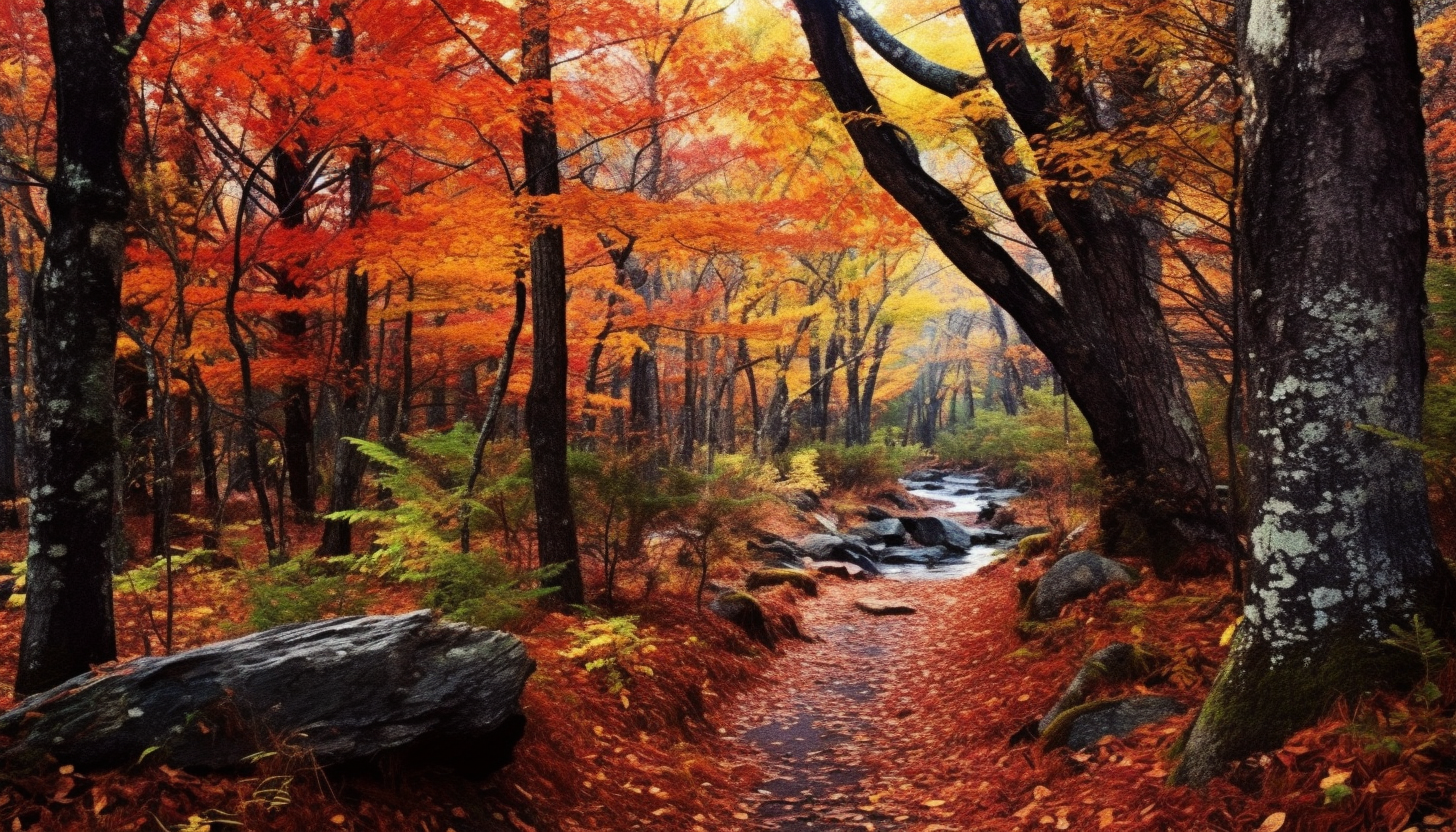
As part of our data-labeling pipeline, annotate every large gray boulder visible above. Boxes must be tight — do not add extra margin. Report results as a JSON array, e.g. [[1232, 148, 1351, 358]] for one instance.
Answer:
[[1043, 696, 1185, 750], [899, 516, 973, 550], [0, 611, 533, 774], [1026, 551, 1137, 621], [899, 517, 1004, 550], [847, 518, 907, 546]]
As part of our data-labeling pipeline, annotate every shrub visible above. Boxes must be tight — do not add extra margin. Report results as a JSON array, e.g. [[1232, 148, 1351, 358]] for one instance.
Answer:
[[934, 388, 1098, 490], [425, 550, 559, 628], [569, 449, 701, 609], [807, 441, 922, 492], [322, 427, 557, 628], [246, 559, 366, 631], [560, 616, 658, 696]]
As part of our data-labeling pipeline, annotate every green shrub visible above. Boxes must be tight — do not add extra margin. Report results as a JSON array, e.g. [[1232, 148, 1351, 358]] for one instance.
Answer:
[[806, 441, 922, 492], [934, 388, 1098, 495], [425, 550, 559, 628], [569, 449, 701, 609], [322, 427, 557, 628], [246, 559, 366, 631]]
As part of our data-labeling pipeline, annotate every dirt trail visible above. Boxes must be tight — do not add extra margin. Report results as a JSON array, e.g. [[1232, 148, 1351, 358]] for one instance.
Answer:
[[725, 574, 995, 831]]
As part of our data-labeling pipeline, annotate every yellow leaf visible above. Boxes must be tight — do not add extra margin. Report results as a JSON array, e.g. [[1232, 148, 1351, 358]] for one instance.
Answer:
[[1097, 808, 1115, 828], [923, 799, 946, 807], [1220, 617, 1244, 647], [1320, 769, 1352, 789], [331, 816, 346, 825], [1257, 812, 1287, 832]]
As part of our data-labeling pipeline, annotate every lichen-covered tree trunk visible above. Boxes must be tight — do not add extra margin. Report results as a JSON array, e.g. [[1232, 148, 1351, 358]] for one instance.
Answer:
[[17, 0, 137, 694], [1173, 0, 1455, 785], [521, 0, 583, 605]]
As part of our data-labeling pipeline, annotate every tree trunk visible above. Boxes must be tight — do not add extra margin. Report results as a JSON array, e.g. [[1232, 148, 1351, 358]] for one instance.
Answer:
[[0, 207, 20, 529], [803, 0, 1224, 573], [314, 134, 375, 553], [679, 329, 696, 464], [521, 0, 583, 606], [858, 322, 891, 442], [271, 145, 316, 515], [1174, 0, 1456, 784], [17, 0, 136, 694], [318, 267, 370, 556]]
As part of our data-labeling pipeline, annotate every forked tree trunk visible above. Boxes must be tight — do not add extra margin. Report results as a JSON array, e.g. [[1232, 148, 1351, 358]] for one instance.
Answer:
[[18, 0, 140, 694], [800, 0, 1224, 575], [521, 0, 583, 605], [1174, 0, 1456, 784]]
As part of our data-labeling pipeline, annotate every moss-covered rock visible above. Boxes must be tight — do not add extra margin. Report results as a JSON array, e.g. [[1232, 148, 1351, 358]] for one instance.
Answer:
[[709, 590, 776, 648], [1017, 532, 1054, 557], [745, 568, 819, 597], [1026, 551, 1137, 621], [1041, 696, 1185, 750]]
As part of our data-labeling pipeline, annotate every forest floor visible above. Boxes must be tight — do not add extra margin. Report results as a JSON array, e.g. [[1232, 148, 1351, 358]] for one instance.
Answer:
[[2, 491, 1456, 831]]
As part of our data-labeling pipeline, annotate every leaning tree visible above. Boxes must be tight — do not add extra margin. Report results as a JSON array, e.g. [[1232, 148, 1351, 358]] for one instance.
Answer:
[[789, 0, 1224, 574]]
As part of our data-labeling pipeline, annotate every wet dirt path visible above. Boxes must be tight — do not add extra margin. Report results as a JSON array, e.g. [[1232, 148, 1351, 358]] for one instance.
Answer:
[[725, 576, 976, 831]]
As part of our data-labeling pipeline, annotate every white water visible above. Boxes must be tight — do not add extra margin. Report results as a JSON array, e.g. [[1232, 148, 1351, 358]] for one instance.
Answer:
[[882, 472, 1022, 582], [900, 473, 1021, 519]]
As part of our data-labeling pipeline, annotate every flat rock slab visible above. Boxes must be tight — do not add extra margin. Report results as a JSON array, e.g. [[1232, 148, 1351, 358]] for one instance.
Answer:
[[0, 610, 533, 774], [877, 545, 952, 565], [855, 599, 917, 616], [808, 560, 871, 581]]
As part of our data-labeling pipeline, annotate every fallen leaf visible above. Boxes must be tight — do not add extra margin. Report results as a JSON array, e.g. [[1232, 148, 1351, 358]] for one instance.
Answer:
[[1257, 812, 1286, 832]]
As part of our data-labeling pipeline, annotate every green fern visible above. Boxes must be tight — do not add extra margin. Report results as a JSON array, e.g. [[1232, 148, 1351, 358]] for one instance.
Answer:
[[315, 427, 553, 628], [1385, 615, 1450, 707]]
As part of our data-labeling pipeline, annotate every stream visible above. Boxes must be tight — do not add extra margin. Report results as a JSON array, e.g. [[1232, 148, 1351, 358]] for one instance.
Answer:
[[879, 472, 1022, 582]]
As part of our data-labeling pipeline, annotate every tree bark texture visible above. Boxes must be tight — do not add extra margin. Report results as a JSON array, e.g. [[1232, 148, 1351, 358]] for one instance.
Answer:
[[521, 0, 583, 605], [17, 0, 131, 694], [1175, 0, 1455, 784]]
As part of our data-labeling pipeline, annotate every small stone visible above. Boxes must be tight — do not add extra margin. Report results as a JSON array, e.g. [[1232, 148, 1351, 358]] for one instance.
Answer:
[[855, 598, 917, 616]]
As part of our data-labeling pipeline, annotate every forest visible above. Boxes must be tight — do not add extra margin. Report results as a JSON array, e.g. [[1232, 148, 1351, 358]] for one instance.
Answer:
[[0, 0, 1454, 827]]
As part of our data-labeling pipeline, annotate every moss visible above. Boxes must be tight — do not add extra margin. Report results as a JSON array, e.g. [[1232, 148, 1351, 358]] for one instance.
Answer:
[[1040, 698, 1118, 749], [1172, 622, 1425, 787], [1018, 532, 1053, 556], [745, 568, 819, 597]]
